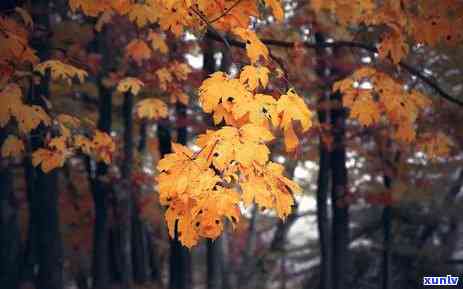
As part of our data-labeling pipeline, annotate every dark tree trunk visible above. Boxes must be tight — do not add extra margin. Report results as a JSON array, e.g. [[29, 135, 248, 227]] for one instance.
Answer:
[[0, 130, 21, 289], [25, 2, 64, 288], [207, 239, 222, 289], [89, 49, 113, 289], [132, 119, 150, 284], [330, 91, 349, 289], [114, 91, 135, 289], [312, 32, 332, 289]]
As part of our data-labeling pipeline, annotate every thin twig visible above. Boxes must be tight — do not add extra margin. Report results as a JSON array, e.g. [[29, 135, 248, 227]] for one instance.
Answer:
[[209, 0, 243, 23]]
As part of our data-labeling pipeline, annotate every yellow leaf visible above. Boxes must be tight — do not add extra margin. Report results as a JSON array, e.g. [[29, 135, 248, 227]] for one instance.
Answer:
[[283, 123, 299, 152], [264, 0, 284, 22], [147, 31, 168, 54], [232, 28, 269, 64], [277, 89, 313, 132], [418, 132, 452, 160], [125, 39, 152, 65], [0, 83, 23, 127], [15, 105, 51, 134], [378, 31, 409, 64], [239, 65, 270, 90], [117, 77, 144, 96], [91, 131, 115, 164], [1, 135, 24, 158], [156, 68, 173, 90], [128, 3, 159, 28], [32, 148, 66, 173], [136, 98, 168, 120], [34, 60, 87, 85], [170, 90, 189, 105]]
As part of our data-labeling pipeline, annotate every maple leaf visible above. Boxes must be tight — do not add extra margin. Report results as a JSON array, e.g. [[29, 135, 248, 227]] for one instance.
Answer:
[[147, 31, 168, 54], [348, 90, 381, 126], [117, 77, 144, 96], [125, 39, 152, 65], [128, 3, 159, 28], [232, 28, 269, 64], [378, 31, 409, 64], [241, 162, 300, 219], [233, 93, 278, 127], [198, 72, 252, 114], [74, 135, 94, 155], [1, 134, 24, 158], [32, 148, 66, 173], [92, 131, 115, 164], [239, 65, 270, 90], [34, 60, 87, 85], [158, 3, 191, 36], [0, 83, 23, 127], [170, 90, 189, 105], [156, 68, 173, 90], [277, 89, 313, 132], [418, 132, 452, 160], [196, 124, 274, 171], [170, 61, 192, 80], [136, 98, 168, 120], [264, 0, 284, 22], [15, 105, 51, 134]]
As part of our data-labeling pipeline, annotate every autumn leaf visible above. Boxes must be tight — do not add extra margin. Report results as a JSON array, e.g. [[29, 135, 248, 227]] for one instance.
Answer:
[[125, 39, 152, 65], [147, 31, 168, 54], [32, 148, 66, 173], [418, 132, 452, 160], [239, 65, 270, 90], [277, 89, 313, 132], [15, 105, 52, 134], [0, 83, 23, 127], [232, 28, 269, 64], [1, 134, 24, 158], [128, 3, 159, 28], [136, 98, 168, 120], [156, 68, 173, 90], [117, 77, 144, 96], [264, 0, 284, 22], [34, 60, 87, 85], [378, 31, 409, 64], [91, 131, 115, 164]]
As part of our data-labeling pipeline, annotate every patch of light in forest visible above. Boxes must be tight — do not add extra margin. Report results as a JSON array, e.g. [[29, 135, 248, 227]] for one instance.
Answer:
[[214, 52, 222, 67], [185, 53, 203, 69], [229, 64, 239, 77], [359, 81, 373, 89], [361, 56, 372, 63], [183, 31, 197, 41], [303, 160, 317, 170], [294, 166, 310, 179], [275, 155, 286, 164], [423, 68, 433, 76], [190, 144, 201, 152]]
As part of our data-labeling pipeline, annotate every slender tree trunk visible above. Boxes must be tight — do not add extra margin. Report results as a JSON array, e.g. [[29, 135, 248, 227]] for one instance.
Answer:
[[0, 130, 21, 289], [313, 32, 332, 289], [207, 239, 222, 289], [330, 91, 349, 289], [89, 36, 113, 288], [114, 91, 135, 289], [27, 2, 64, 288]]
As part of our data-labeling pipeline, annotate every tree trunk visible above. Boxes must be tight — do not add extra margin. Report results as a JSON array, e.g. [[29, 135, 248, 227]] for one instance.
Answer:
[[114, 91, 134, 289], [26, 2, 64, 288], [330, 91, 349, 289], [312, 32, 332, 289], [0, 130, 21, 289], [89, 44, 113, 289]]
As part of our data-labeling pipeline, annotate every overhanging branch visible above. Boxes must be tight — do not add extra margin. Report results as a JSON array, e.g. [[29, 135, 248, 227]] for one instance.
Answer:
[[205, 31, 463, 107]]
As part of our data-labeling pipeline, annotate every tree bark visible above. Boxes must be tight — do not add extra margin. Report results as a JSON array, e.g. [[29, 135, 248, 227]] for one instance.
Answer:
[[330, 91, 349, 289], [0, 130, 21, 289]]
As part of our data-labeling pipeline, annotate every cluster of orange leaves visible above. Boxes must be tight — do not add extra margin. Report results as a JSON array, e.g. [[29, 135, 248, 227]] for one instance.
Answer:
[[312, 0, 463, 64], [0, 14, 115, 173], [68, 0, 457, 247]]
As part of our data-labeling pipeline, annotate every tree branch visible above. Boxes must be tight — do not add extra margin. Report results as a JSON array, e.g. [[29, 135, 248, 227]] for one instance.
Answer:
[[205, 31, 463, 107]]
